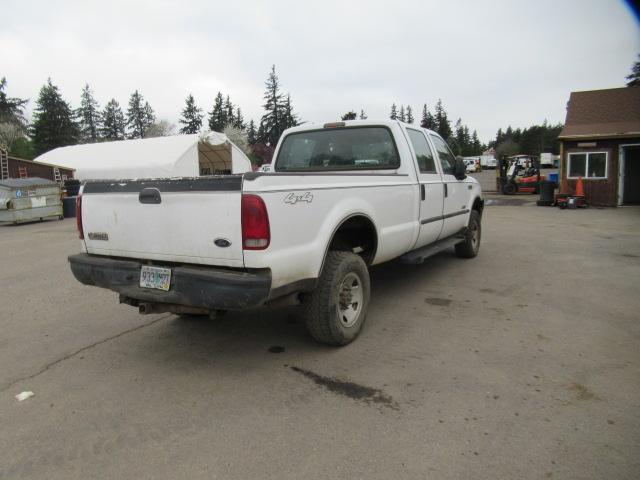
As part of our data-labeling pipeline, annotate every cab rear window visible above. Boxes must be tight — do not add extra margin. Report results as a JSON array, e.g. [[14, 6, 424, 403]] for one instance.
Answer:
[[275, 127, 400, 171]]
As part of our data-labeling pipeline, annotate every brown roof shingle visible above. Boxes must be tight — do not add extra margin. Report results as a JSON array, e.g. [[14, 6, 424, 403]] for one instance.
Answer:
[[559, 86, 640, 139]]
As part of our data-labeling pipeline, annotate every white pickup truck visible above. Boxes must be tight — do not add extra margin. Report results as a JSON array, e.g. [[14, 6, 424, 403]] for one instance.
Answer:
[[69, 120, 484, 345]]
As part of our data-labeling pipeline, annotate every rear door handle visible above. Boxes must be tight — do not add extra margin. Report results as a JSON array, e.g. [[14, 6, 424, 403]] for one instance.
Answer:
[[420, 184, 425, 201], [139, 187, 162, 204], [444, 183, 448, 197]]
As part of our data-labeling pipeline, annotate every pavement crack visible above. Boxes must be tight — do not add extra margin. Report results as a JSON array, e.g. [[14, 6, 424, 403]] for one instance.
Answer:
[[1, 314, 171, 393]]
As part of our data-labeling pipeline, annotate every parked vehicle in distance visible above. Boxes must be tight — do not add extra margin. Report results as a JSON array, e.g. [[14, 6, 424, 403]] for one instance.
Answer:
[[539, 152, 559, 168], [69, 120, 484, 345], [479, 154, 497, 169], [463, 157, 481, 173]]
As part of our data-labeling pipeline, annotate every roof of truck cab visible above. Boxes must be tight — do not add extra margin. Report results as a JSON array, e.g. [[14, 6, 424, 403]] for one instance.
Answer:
[[282, 119, 438, 135]]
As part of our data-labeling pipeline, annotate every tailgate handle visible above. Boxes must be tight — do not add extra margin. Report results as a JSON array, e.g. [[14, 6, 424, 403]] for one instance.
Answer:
[[139, 188, 161, 204]]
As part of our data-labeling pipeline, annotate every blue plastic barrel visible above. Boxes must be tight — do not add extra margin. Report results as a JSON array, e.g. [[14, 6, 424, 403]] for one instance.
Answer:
[[548, 172, 559, 184]]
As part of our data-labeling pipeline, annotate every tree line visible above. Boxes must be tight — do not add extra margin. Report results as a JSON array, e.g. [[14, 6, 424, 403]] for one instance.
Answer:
[[489, 122, 564, 159], [0, 65, 300, 163]]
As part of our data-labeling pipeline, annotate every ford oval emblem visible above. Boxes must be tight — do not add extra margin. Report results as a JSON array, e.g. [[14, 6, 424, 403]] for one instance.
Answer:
[[214, 238, 232, 248]]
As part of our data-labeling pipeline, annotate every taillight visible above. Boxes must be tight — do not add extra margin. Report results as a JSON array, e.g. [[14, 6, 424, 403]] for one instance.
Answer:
[[241, 194, 270, 250], [76, 194, 84, 239]]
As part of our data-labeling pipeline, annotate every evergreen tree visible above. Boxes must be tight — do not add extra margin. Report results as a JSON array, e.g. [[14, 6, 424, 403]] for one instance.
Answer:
[[283, 94, 299, 129], [420, 104, 435, 130], [359, 109, 367, 120], [626, 54, 640, 87], [76, 83, 101, 143], [208, 92, 226, 132], [471, 130, 482, 154], [434, 99, 452, 139], [178, 94, 203, 134], [406, 105, 414, 124], [101, 99, 126, 140], [399, 105, 406, 123], [247, 119, 257, 144], [233, 107, 245, 130], [224, 95, 234, 127], [341, 111, 357, 120], [389, 103, 398, 120], [126, 90, 154, 138], [30, 78, 79, 155], [0, 77, 28, 126], [259, 65, 287, 145]]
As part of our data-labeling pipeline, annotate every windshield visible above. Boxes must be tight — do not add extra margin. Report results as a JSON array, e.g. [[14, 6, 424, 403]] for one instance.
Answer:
[[275, 127, 400, 171]]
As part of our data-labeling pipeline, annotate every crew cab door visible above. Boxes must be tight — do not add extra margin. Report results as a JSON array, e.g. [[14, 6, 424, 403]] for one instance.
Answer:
[[405, 128, 444, 247], [430, 134, 469, 239]]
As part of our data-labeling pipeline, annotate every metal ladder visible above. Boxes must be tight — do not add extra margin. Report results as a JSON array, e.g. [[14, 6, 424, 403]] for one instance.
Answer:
[[0, 148, 8, 180], [53, 167, 62, 183]]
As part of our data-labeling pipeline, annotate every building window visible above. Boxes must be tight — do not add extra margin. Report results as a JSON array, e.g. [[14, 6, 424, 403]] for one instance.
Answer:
[[567, 152, 607, 179]]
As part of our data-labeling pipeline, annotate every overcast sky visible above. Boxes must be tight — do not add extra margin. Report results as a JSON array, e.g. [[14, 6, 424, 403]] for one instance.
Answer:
[[1, 0, 638, 142]]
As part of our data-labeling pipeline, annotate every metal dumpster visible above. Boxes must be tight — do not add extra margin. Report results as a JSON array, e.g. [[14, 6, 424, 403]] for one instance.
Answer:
[[0, 178, 63, 224]]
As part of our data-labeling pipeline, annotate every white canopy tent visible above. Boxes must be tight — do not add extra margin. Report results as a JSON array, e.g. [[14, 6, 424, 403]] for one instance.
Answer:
[[33, 132, 253, 180]]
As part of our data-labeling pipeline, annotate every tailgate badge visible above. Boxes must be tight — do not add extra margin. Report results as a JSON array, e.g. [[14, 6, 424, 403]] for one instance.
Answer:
[[88, 232, 109, 241]]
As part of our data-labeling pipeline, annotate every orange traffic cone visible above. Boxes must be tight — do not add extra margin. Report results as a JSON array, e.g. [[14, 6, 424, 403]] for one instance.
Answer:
[[575, 176, 585, 197]]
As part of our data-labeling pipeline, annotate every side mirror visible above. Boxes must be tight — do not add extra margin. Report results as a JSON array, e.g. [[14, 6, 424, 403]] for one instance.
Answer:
[[454, 158, 467, 180]]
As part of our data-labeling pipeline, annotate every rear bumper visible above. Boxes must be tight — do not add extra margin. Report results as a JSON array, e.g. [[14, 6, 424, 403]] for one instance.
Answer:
[[68, 253, 271, 310]]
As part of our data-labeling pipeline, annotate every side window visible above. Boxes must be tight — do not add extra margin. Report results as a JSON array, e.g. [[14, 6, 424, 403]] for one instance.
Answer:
[[430, 135, 456, 175], [407, 129, 437, 173]]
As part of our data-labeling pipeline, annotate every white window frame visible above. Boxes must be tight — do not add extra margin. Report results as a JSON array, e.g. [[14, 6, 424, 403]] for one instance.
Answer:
[[567, 151, 608, 180]]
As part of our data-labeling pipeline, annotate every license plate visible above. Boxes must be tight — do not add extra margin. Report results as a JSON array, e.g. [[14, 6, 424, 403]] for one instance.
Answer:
[[139, 266, 172, 291]]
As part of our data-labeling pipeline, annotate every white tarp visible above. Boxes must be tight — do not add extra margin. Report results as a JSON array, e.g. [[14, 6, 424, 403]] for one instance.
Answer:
[[33, 132, 252, 180]]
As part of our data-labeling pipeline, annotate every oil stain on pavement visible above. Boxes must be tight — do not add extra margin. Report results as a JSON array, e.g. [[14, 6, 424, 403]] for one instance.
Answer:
[[290, 366, 399, 410]]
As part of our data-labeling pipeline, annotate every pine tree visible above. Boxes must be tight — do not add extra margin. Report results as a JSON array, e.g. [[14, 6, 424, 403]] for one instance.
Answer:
[[359, 109, 367, 120], [434, 99, 452, 139], [233, 107, 245, 130], [626, 54, 640, 87], [224, 95, 234, 128], [101, 99, 126, 140], [399, 105, 406, 123], [208, 92, 226, 132], [259, 65, 287, 145], [420, 104, 435, 130], [406, 105, 414, 124], [76, 83, 101, 143], [30, 78, 79, 155], [341, 111, 357, 120], [178, 94, 203, 134], [0, 77, 28, 126], [247, 119, 257, 144], [126, 90, 154, 138], [390, 103, 398, 120], [283, 94, 299, 129], [471, 130, 482, 155]]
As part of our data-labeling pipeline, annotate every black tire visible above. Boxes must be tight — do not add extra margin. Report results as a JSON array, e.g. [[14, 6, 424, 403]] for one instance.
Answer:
[[455, 210, 481, 258], [502, 182, 517, 195], [302, 251, 370, 346]]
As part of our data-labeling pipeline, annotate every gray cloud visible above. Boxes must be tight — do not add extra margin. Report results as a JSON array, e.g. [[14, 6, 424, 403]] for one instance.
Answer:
[[1, 0, 638, 142]]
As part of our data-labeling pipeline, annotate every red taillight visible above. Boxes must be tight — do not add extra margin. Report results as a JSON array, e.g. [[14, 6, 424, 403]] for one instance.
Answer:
[[76, 195, 84, 239], [241, 194, 270, 250]]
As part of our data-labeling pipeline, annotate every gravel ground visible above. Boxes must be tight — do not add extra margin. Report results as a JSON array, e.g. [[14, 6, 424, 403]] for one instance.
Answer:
[[0, 204, 638, 480]]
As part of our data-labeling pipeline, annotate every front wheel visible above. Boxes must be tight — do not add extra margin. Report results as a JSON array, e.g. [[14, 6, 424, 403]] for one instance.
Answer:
[[455, 210, 481, 258], [302, 251, 370, 346]]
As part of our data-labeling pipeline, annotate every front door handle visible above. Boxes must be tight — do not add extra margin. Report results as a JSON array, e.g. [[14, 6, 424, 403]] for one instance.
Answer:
[[420, 184, 425, 201]]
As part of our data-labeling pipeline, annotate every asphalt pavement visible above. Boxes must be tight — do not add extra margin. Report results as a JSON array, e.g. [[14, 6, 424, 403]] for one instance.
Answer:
[[0, 203, 639, 479]]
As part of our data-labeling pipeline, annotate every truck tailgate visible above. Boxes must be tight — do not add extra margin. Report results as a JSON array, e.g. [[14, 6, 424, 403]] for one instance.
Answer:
[[80, 177, 244, 267]]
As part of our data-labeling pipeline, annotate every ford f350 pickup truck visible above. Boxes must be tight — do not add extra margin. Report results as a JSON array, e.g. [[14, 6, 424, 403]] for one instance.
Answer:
[[69, 120, 483, 345]]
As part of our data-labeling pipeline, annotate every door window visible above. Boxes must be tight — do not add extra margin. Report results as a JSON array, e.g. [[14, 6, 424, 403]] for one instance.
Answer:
[[406, 129, 437, 173], [430, 135, 456, 174]]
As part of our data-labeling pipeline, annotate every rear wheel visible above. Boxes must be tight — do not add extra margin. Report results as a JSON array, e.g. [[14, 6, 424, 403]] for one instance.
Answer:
[[302, 251, 370, 346], [455, 210, 481, 258]]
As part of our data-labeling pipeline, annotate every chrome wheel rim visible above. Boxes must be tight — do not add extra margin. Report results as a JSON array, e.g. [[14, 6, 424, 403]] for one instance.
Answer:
[[337, 272, 363, 328]]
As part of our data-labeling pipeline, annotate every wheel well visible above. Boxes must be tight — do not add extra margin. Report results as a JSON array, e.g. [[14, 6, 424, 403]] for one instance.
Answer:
[[472, 197, 484, 216], [327, 215, 377, 265]]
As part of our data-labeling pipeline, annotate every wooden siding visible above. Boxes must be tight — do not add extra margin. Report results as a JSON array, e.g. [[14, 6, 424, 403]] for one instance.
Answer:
[[560, 137, 639, 206], [7, 157, 75, 182]]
